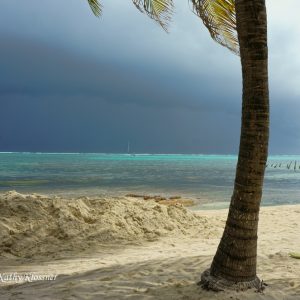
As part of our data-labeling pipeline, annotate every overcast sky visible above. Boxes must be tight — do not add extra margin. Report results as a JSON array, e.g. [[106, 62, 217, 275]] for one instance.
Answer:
[[0, 0, 299, 154]]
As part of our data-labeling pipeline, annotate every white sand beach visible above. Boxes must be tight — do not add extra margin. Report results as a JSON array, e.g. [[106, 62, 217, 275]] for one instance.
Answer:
[[0, 191, 299, 299]]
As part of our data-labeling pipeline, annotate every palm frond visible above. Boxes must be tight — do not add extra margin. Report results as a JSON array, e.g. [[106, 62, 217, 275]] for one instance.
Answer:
[[132, 0, 174, 32], [191, 0, 239, 54], [88, 0, 102, 17]]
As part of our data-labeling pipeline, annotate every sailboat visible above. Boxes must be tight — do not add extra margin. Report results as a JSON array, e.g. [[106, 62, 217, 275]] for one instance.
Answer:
[[127, 141, 136, 156]]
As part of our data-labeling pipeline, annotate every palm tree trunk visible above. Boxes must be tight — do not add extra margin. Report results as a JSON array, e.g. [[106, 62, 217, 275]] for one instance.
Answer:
[[200, 0, 269, 291]]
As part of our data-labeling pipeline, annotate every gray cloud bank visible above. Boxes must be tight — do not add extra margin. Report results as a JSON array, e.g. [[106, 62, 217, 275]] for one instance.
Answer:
[[0, 0, 299, 154]]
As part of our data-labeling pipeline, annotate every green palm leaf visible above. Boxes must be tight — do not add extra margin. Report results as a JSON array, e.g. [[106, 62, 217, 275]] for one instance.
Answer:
[[289, 252, 300, 259], [191, 0, 239, 54], [86, 0, 238, 54], [87, 0, 102, 17], [133, 0, 174, 31]]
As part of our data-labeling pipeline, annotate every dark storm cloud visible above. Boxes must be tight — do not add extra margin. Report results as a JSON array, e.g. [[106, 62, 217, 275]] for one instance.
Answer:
[[0, 0, 299, 153], [0, 36, 241, 153], [0, 36, 240, 113]]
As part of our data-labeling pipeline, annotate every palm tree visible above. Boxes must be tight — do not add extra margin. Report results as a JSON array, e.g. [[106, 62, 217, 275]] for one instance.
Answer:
[[192, 0, 269, 291], [87, 0, 269, 291]]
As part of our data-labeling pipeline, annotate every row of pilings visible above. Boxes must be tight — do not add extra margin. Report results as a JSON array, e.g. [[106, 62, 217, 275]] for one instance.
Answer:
[[266, 161, 299, 171]]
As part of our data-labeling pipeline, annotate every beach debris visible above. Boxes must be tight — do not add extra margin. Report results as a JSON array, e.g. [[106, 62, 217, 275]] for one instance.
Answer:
[[144, 195, 166, 201], [158, 199, 195, 207], [289, 252, 300, 259], [255, 280, 268, 293], [125, 194, 144, 198], [126, 194, 195, 206]]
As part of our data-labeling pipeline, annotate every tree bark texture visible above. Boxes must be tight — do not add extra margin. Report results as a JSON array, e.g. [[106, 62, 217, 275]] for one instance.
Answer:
[[200, 0, 269, 291]]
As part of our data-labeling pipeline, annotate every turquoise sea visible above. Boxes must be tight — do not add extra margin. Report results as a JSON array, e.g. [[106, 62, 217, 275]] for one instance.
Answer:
[[0, 153, 299, 208]]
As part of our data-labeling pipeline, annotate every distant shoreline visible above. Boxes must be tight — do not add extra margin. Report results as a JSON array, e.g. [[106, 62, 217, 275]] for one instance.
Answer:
[[1, 152, 300, 156]]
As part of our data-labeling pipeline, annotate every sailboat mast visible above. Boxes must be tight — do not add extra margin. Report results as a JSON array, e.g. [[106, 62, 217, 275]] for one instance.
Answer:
[[127, 141, 130, 154]]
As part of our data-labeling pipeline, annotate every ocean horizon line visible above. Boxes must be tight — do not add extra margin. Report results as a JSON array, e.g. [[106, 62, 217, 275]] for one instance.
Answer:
[[0, 152, 300, 157]]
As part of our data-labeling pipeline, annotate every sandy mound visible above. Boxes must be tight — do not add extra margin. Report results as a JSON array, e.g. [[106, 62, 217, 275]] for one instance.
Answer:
[[0, 191, 206, 259], [1, 204, 299, 299]]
